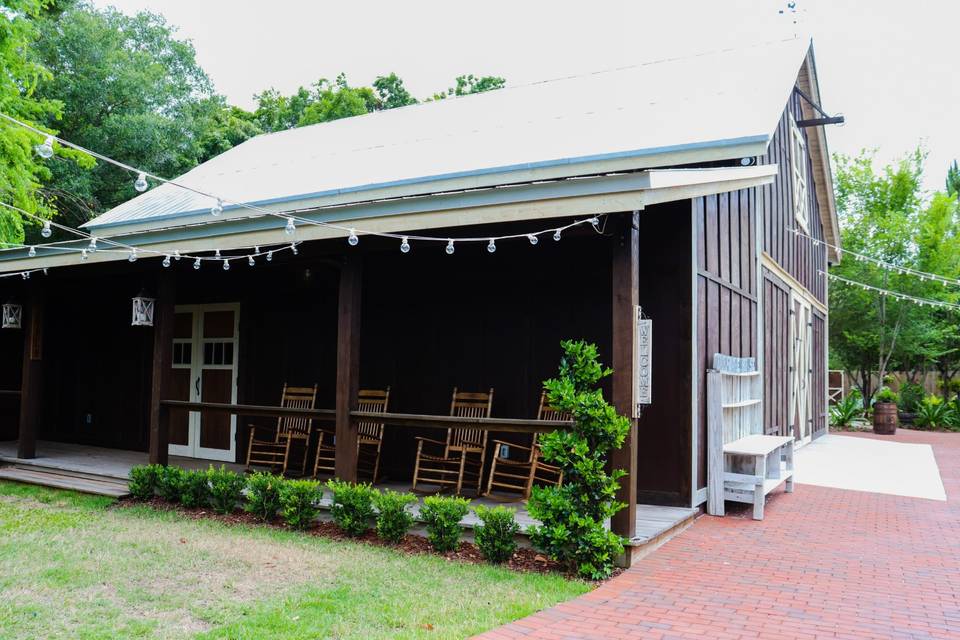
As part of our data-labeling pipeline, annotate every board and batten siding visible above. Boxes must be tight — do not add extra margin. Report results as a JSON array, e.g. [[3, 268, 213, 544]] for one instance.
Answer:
[[762, 267, 791, 437], [692, 188, 759, 498], [759, 91, 828, 304]]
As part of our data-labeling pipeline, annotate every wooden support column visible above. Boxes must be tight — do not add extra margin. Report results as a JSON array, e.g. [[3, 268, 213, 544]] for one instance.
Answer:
[[611, 211, 639, 567], [17, 287, 44, 459], [148, 273, 175, 465], [334, 255, 362, 482]]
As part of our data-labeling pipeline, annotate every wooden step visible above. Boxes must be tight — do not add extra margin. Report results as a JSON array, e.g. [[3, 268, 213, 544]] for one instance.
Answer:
[[0, 465, 130, 497], [628, 505, 699, 560]]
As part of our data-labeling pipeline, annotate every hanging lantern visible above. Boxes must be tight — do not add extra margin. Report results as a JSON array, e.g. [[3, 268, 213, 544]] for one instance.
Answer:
[[2, 301, 22, 329], [131, 290, 155, 327]]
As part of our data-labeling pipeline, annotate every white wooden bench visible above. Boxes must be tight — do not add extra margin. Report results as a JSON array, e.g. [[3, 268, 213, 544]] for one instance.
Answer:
[[707, 354, 795, 520]]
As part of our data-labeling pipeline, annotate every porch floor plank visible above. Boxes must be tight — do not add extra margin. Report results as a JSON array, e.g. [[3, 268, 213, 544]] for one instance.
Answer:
[[0, 465, 130, 497]]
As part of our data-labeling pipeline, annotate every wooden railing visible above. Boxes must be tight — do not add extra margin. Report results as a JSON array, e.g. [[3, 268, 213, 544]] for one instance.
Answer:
[[0, 390, 20, 397], [159, 400, 571, 433]]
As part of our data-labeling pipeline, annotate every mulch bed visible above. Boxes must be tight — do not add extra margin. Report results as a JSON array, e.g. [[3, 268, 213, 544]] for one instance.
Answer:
[[114, 497, 586, 577]]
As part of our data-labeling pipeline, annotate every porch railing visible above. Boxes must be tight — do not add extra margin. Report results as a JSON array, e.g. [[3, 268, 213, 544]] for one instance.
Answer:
[[159, 400, 571, 433]]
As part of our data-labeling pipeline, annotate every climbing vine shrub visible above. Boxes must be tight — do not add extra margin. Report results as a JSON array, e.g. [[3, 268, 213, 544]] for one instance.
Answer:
[[527, 340, 630, 580]]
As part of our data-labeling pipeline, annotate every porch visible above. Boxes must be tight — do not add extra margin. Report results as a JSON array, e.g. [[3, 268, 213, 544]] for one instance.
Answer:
[[0, 440, 697, 546]]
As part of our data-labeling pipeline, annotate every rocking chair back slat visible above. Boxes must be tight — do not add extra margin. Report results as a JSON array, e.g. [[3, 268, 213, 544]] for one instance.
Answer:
[[356, 387, 390, 440], [448, 387, 494, 452], [278, 384, 319, 440]]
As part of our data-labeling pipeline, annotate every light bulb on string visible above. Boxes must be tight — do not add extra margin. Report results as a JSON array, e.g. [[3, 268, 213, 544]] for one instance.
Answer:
[[134, 172, 148, 193], [553, 229, 562, 242], [162, 255, 171, 268], [222, 259, 230, 271], [22, 272, 29, 280], [35, 135, 54, 159], [193, 258, 201, 270], [88, 237, 97, 253], [348, 229, 359, 246], [248, 255, 255, 267], [81, 249, 88, 262], [528, 234, 538, 245], [40, 221, 52, 239], [27, 246, 36, 258], [589, 216, 600, 229], [266, 251, 273, 262], [290, 243, 298, 256], [445, 239, 455, 255], [214, 249, 221, 259], [284, 218, 296, 235], [400, 237, 410, 253], [173, 250, 180, 261], [128, 248, 138, 263], [487, 239, 496, 253], [210, 198, 224, 217]]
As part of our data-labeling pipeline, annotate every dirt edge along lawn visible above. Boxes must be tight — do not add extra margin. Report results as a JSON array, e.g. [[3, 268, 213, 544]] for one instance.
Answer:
[[0, 481, 589, 640]]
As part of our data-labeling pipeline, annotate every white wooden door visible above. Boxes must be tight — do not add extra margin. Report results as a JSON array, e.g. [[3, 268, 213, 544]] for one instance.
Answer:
[[168, 304, 240, 461], [789, 293, 813, 444]]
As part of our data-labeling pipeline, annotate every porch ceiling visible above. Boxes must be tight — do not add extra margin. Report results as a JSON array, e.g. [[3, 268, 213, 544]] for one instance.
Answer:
[[0, 165, 777, 273]]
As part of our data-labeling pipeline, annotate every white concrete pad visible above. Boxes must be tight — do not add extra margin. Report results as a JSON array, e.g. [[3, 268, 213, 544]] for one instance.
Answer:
[[794, 434, 946, 501]]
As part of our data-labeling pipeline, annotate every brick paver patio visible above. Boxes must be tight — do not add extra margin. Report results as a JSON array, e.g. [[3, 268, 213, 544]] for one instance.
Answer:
[[479, 430, 960, 640]]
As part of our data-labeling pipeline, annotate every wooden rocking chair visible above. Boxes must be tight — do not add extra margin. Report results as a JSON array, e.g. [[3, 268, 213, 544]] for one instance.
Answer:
[[483, 390, 567, 500], [313, 387, 390, 481], [412, 388, 493, 496], [245, 384, 318, 476]]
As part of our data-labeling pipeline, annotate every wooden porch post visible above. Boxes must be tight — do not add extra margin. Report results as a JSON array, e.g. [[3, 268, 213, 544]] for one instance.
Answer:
[[148, 273, 175, 465], [611, 211, 639, 566], [334, 255, 362, 482], [17, 287, 44, 459]]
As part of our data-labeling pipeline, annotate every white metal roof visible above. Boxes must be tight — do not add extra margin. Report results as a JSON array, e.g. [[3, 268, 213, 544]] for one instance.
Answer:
[[84, 38, 812, 232]]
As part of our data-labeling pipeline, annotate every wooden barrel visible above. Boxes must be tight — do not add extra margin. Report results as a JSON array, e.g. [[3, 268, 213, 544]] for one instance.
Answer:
[[873, 402, 898, 435]]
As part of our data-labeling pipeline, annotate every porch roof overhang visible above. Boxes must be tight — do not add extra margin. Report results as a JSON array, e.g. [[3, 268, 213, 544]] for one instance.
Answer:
[[0, 165, 778, 273]]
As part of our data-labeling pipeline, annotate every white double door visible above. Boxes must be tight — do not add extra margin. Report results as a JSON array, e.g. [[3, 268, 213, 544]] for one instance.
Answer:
[[168, 304, 240, 461]]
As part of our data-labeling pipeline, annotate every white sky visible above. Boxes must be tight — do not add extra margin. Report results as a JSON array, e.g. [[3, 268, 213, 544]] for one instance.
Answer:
[[92, 0, 960, 193]]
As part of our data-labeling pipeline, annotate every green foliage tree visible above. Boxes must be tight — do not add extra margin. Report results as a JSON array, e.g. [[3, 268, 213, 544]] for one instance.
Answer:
[[527, 340, 629, 580], [29, 3, 214, 232], [830, 149, 960, 404], [0, 0, 91, 244], [430, 74, 506, 100], [946, 159, 960, 197], [372, 72, 417, 110]]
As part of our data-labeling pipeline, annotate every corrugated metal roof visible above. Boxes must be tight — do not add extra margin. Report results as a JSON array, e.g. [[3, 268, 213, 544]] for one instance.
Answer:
[[85, 38, 810, 231]]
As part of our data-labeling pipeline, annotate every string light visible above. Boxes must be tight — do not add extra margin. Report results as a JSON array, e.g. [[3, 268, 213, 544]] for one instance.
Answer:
[[266, 251, 273, 262], [348, 229, 359, 246], [823, 271, 960, 311], [193, 258, 201, 270], [162, 255, 171, 268], [210, 198, 223, 217], [222, 259, 230, 271], [81, 249, 88, 262], [487, 238, 496, 253], [88, 237, 97, 253], [284, 218, 296, 235], [290, 243, 298, 256], [27, 246, 36, 258], [128, 248, 138, 263], [134, 172, 148, 193], [553, 229, 562, 241], [40, 221, 52, 238], [400, 237, 410, 253], [527, 234, 538, 245], [35, 135, 54, 159], [173, 250, 180, 261], [248, 255, 255, 267], [445, 239, 455, 255]]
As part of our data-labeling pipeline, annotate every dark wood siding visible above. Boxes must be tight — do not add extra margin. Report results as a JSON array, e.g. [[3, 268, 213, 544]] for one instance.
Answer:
[[811, 309, 828, 439], [759, 93, 828, 303], [694, 188, 758, 492], [762, 267, 791, 437]]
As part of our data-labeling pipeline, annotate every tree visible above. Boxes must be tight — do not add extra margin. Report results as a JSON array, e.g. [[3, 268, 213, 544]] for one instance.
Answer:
[[0, 0, 80, 244], [30, 4, 214, 231], [830, 149, 960, 404], [430, 74, 506, 101], [947, 159, 960, 197], [298, 74, 378, 126], [372, 73, 417, 110]]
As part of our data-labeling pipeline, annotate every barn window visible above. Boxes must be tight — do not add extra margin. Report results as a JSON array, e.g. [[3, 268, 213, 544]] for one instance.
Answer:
[[790, 114, 809, 233]]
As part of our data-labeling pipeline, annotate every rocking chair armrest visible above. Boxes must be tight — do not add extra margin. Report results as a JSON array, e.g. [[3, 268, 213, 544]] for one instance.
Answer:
[[491, 439, 532, 452]]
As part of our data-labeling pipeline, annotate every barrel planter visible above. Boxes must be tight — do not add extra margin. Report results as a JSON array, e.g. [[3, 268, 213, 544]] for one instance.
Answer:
[[873, 402, 898, 435]]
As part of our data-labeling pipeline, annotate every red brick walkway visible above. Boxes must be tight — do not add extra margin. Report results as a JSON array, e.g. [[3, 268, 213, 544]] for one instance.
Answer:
[[479, 430, 960, 640]]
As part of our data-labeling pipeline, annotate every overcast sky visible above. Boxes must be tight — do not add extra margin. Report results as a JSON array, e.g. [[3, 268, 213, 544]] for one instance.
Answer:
[[93, 0, 959, 193]]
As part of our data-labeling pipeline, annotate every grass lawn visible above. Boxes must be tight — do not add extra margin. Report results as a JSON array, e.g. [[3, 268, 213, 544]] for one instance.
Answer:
[[0, 481, 589, 639]]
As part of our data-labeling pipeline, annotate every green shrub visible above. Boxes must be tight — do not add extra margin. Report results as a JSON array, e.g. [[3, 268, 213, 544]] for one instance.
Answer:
[[830, 391, 863, 428], [128, 464, 162, 500], [527, 340, 630, 580], [243, 472, 283, 522], [156, 465, 185, 502], [205, 465, 245, 515], [326, 480, 377, 537], [474, 505, 519, 563], [178, 469, 209, 508], [945, 397, 960, 431], [898, 383, 925, 413], [372, 489, 417, 543], [420, 495, 470, 552], [875, 386, 898, 404], [279, 479, 322, 530], [914, 395, 954, 429]]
